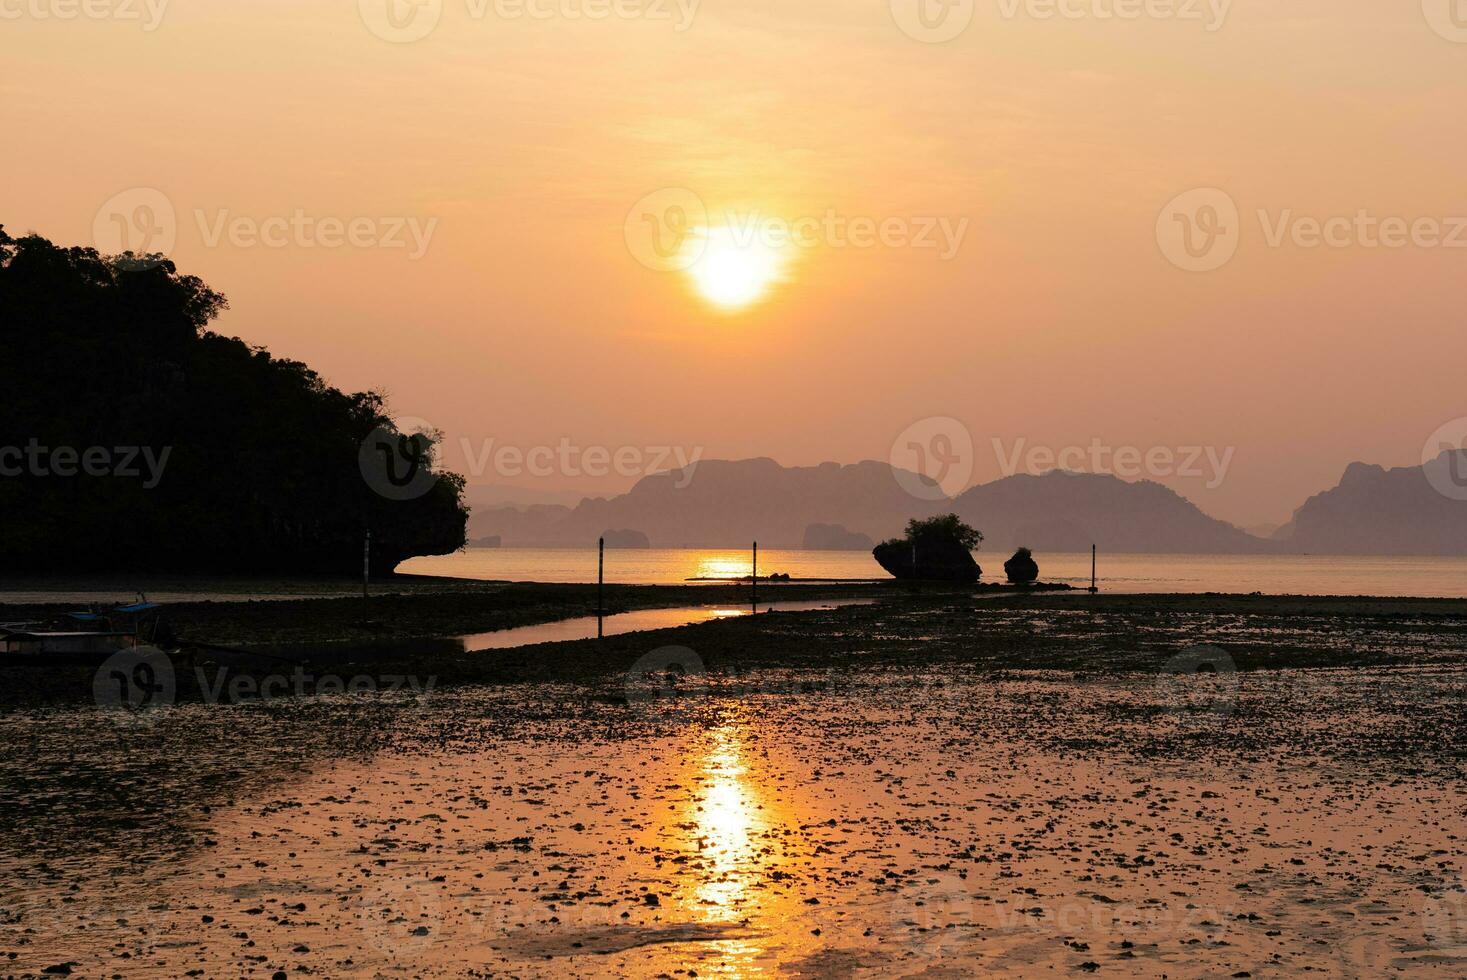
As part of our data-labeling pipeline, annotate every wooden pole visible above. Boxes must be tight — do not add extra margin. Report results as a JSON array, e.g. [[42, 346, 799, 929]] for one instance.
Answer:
[[752, 541, 758, 609], [598, 537, 605, 639], [1089, 543, 1098, 593]]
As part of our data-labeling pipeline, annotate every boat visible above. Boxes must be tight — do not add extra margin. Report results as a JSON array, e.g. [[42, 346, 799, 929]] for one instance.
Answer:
[[0, 598, 175, 656], [0, 629, 148, 656]]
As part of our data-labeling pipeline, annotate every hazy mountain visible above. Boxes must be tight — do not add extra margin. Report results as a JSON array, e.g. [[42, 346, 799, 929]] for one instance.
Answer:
[[600, 529, 652, 549], [463, 483, 603, 512], [468, 459, 1283, 554], [803, 523, 875, 551], [1279, 453, 1467, 555], [950, 471, 1277, 554], [469, 458, 943, 547], [467, 456, 1467, 556], [470, 503, 573, 543]]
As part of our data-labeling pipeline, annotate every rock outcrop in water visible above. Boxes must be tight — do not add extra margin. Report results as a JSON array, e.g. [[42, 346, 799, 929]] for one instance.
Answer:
[[1004, 547, 1039, 584], [600, 529, 651, 549], [873, 514, 984, 582], [872, 540, 981, 582], [802, 523, 874, 551]]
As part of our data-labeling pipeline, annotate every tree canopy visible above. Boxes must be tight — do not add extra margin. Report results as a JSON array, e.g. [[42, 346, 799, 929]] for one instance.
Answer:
[[0, 226, 466, 574], [892, 513, 983, 550]]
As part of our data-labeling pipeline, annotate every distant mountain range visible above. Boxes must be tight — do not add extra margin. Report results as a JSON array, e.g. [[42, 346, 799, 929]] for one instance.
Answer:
[[466, 452, 1467, 556], [1276, 451, 1467, 555], [469, 462, 1262, 553], [470, 459, 943, 549], [948, 471, 1275, 554]]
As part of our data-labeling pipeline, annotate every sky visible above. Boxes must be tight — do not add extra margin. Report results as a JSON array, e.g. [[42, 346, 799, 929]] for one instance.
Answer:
[[5, 0, 1466, 528]]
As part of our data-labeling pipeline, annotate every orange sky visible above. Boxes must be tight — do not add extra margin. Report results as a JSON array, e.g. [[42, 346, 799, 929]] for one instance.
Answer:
[[5, 1, 1466, 526]]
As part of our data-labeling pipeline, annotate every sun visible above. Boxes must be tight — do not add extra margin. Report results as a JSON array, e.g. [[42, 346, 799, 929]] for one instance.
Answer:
[[682, 224, 790, 312]]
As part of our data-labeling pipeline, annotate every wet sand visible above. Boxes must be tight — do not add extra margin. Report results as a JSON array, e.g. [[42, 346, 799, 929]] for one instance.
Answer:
[[0, 579, 900, 649], [1, 591, 1464, 976]]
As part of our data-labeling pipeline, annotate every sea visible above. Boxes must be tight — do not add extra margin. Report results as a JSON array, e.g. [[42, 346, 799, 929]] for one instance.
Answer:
[[399, 547, 1467, 599]]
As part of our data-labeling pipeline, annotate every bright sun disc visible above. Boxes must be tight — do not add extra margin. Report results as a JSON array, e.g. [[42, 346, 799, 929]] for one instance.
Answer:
[[683, 224, 789, 312]]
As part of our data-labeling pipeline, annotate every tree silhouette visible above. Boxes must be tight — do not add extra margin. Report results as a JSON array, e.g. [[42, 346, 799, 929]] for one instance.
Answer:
[[891, 513, 983, 550], [0, 226, 466, 574]]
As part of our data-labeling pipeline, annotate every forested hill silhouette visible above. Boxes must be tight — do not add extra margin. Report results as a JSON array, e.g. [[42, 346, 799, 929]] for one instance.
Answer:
[[0, 227, 466, 574]]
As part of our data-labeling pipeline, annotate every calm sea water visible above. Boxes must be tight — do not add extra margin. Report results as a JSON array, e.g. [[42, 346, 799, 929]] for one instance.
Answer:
[[398, 547, 1467, 598]]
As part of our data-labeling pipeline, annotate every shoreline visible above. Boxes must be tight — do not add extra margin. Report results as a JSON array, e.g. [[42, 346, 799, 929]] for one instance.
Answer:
[[3, 584, 1465, 712], [2, 578, 906, 648], [4, 579, 1466, 649]]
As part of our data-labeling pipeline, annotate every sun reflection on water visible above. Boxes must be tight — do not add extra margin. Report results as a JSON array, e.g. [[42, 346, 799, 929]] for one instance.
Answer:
[[690, 723, 764, 919], [693, 553, 756, 581]]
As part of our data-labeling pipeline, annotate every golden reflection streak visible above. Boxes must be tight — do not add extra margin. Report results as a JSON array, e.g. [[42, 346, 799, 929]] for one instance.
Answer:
[[689, 724, 763, 920], [693, 554, 754, 581]]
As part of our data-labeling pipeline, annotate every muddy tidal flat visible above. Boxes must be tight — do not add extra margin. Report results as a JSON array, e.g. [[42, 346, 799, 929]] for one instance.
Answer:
[[1, 592, 1465, 977]]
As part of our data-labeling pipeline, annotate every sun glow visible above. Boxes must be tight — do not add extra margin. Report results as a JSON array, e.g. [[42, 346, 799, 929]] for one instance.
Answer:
[[683, 224, 790, 312], [694, 553, 755, 580]]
